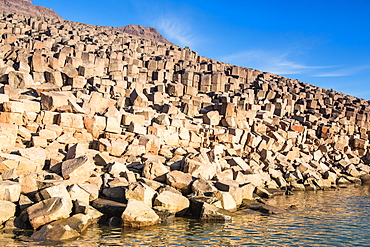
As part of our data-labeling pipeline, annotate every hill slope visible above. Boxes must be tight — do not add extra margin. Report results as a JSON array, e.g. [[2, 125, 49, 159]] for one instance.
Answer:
[[0, 0, 61, 19], [0, 0, 172, 44]]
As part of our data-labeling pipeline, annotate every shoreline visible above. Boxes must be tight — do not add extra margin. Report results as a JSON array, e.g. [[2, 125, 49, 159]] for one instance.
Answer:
[[3, 184, 370, 246]]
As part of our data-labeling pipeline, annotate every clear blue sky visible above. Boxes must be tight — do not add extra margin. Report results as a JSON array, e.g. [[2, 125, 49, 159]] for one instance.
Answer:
[[33, 0, 370, 99]]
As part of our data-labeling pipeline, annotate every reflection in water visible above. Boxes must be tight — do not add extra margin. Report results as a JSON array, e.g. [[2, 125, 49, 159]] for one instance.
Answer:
[[1, 185, 369, 246]]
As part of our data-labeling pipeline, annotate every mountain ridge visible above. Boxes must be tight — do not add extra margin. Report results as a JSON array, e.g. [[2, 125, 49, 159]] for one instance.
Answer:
[[0, 0, 172, 44], [0, 0, 61, 19]]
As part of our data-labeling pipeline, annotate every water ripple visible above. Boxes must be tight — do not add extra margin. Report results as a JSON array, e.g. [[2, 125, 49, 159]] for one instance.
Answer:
[[1, 186, 370, 246]]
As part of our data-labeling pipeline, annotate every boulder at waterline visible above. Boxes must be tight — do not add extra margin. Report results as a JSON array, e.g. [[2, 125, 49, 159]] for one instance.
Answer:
[[25, 197, 72, 229], [121, 199, 159, 228], [29, 214, 91, 241], [91, 198, 127, 217]]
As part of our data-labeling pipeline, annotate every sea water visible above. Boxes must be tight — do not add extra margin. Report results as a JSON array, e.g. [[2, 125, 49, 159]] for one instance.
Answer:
[[1, 185, 369, 246]]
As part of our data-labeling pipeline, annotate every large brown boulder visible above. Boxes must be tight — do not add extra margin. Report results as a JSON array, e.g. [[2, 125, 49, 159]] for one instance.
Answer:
[[29, 214, 91, 241], [26, 197, 72, 229]]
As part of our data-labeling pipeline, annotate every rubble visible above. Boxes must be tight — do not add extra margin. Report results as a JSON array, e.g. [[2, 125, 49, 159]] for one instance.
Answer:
[[0, 12, 369, 243]]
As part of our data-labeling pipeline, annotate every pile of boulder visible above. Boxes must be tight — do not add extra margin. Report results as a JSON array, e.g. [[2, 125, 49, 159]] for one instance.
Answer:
[[0, 12, 370, 241]]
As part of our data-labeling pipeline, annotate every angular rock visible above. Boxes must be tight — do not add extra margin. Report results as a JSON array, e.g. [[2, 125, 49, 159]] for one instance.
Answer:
[[29, 214, 90, 241], [91, 198, 127, 217], [61, 155, 95, 184], [0, 181, 21, 202], [0, 200, 16, 225], [192, 177, 218, 196], [165, 170, 194, 195], [26, 197, 72, 229], [121, 199, 159, 228], [37, 184, 72, 209], [203, 111, 220, 125], [190, 197, 232, 221], [214, 191, 237, 211], [154, 191, 189, 216], [142, 161, 168, 182], [125, 182, 158, 207]]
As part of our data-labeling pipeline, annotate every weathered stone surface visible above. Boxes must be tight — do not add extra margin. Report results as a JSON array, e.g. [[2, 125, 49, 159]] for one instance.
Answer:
[[190, 197, 232, 221], [40, 92, 72, 111], [142, 161, 168, 182], [182, 155, 218, 180], [258, 205, 285, 214], [37, 184, 72, 209], [192, 177, 218, 196], [203, 111, 220, 125], [154, 191, 190, 215], [0, 181, 21, 202], [138, 135, 160, 154], [121, 199, 159, 228], [107, 161, 129, 178], [29, 214, 90, 241], [61, 155, 95, 184], [166, 83, 184, 97], [91, 198, 127, 217], [0, 200, 16, 225], [0, 11, 370, 242], [165, 170, 193, 195], [130, 89, 148, 107], [125, 182, 157, 207], [8, 71, 35, 88], [68, 183, 91, 206], [214, 191, 237, 211], [26, 197, 72, 229]]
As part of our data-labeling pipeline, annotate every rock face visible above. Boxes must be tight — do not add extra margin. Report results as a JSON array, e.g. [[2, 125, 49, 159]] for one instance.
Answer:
[[0, 11, 370, 243]]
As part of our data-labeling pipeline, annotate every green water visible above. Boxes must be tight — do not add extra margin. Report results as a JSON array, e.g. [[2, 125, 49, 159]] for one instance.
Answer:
[[1, 185, 370, 246]]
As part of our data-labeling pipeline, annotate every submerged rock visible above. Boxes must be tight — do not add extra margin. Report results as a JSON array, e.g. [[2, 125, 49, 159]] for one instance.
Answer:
[[258, 205, 285, 214], [360, 174, 370, 185]]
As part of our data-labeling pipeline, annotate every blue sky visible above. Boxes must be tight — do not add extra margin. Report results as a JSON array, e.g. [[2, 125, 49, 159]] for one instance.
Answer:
[[33, 0, 370, 99]]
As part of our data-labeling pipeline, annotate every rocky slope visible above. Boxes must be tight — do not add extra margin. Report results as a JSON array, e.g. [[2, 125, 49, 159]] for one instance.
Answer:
[[0, 12, 370, 243], [0, 0, 172, 44], [0, 0, 61, 19]]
